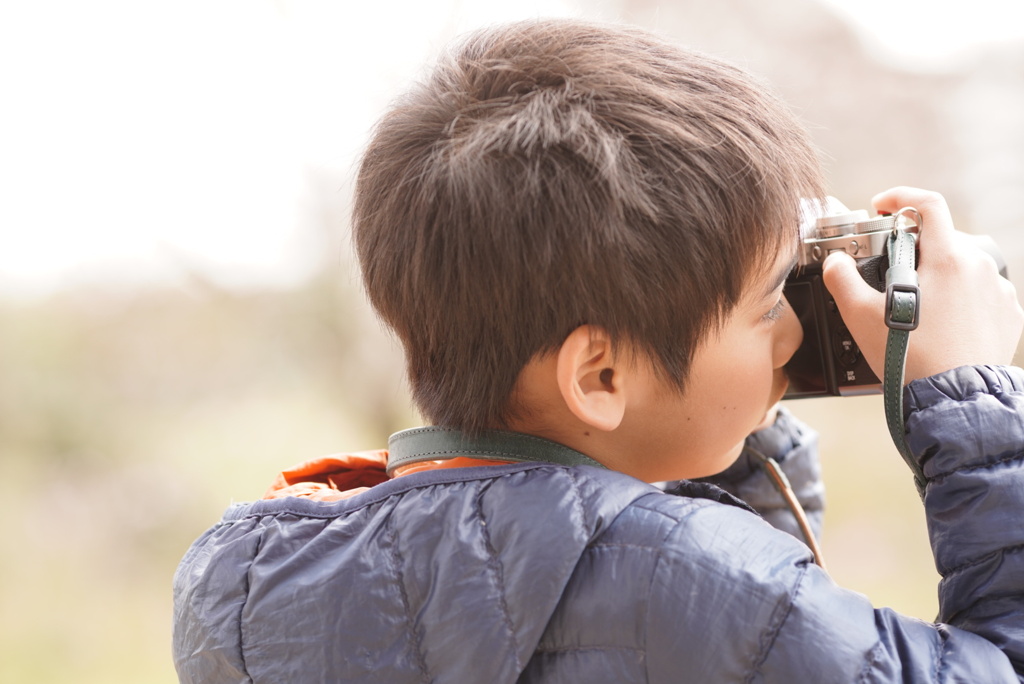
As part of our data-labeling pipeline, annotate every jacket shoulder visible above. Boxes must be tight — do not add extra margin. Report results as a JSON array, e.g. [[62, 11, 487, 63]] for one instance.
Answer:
[[173, 463, 659, 683], [527, 487, 808, 680]]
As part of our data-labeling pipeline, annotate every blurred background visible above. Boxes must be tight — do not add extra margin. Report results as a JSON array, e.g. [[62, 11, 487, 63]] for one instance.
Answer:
[[2, 0, 1023, 681]]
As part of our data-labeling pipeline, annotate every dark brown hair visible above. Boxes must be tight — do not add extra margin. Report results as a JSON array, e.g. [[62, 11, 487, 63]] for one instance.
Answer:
[[353, 19, 824, 432]]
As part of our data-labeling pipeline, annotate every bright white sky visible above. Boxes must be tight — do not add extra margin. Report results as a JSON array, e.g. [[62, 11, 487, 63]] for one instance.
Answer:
[[1, 0, 1021, 297], [819, 0, 1024, 69]]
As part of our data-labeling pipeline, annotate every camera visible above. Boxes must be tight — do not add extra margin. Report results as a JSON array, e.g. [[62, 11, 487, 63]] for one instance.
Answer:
[[783, 198, 916, 398], [783, 198, 1008, 398]]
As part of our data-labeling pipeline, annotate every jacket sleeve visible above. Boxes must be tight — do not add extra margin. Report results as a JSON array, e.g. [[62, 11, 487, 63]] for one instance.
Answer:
[[699, 406, 825, 541], [645, 365, 1024, 682], [906, 364, 1024, 675]]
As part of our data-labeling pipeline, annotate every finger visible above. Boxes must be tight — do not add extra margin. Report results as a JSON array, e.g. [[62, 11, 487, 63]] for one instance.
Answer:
[[963, 233, 1005, 275], [822, 251, 887, 375], [871, 186, 955, 254], [821, 251, 883, 314]]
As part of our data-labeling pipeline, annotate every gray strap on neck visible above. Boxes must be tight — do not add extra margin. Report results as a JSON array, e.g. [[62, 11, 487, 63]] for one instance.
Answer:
[[386, 427, 607, 477]]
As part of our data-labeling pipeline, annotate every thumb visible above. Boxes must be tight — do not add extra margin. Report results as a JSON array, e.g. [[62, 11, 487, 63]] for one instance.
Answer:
[[821, 251, 887, 375], [821, 252, 878, 309]]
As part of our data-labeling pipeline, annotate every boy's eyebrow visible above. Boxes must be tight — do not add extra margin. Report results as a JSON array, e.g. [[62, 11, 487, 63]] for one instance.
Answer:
[[763, 253, 800, 300]]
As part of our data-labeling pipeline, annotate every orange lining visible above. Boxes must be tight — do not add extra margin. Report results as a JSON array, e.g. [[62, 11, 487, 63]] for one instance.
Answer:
[[391, 457, 510, 477], [262, 450, 510, 503]]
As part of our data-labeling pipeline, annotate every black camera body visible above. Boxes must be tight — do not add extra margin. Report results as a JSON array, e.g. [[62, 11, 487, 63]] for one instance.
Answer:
[[783, 199, 914, 399]]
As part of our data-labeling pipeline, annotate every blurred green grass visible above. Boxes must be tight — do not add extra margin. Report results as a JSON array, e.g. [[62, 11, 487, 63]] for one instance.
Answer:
[[786, 396, 940, 617], [0, 274, 417, 683], [0, 274, 960, 681]]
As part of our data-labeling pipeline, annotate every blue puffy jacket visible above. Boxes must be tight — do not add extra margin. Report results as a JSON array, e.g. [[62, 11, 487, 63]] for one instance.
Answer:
[[173, 365, 1024, 682]]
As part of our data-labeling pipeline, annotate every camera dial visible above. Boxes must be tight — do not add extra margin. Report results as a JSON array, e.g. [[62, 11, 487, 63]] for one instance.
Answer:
[[797, 200, 916, 269]]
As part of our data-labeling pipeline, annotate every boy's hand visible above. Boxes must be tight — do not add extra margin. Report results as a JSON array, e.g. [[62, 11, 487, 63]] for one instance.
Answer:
[[821, 187, 1024, 384]]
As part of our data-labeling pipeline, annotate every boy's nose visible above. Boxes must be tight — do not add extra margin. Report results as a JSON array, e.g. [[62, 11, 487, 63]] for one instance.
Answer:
[[774, 295, 803, 369]]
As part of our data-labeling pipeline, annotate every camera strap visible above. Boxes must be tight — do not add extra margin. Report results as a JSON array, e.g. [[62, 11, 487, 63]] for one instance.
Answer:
[[882, 212, 927, 496], [385, 426, 607, 476]]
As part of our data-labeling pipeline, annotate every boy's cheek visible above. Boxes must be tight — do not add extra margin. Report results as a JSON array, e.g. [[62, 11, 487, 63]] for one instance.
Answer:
[[727, 438, 747, 464], [707, 439, 747, 477], [752, 403, 781, 433]]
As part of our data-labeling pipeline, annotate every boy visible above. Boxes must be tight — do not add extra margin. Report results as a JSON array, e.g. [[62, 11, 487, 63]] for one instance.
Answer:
[[173, 19, 1024, 682]]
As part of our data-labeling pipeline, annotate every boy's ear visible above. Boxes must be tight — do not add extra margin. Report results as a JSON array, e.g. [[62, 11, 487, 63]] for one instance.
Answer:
[[556, 325, 626, 432]]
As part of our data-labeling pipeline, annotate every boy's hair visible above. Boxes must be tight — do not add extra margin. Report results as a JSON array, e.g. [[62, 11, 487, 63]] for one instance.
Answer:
[[353, 19, 824, 433]]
